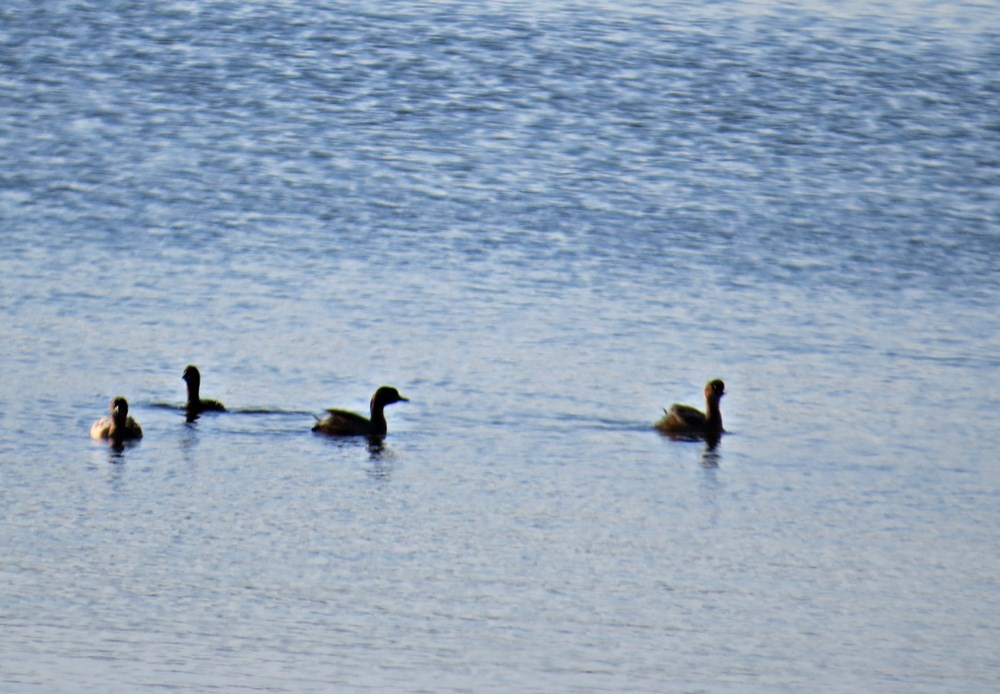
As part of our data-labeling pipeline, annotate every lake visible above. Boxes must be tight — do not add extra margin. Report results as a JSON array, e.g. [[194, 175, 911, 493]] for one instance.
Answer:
[[1, 1, 998, 691]]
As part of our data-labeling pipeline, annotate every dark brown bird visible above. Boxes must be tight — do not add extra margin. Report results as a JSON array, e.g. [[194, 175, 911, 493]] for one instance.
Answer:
[[183, 365, 226, 418], [313, 386, 408, 437], [655, 379, 726, 442], [90, 396, 143, 442]]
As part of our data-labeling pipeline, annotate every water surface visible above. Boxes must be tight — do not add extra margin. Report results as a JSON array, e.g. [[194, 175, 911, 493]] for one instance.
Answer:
[[1, 1, 999, 691]]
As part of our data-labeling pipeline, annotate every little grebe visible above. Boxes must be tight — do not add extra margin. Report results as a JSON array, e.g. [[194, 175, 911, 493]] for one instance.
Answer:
[[313, 386, 408, 437], [655, 379, 726, 442], [90, 396, 143, 442], [182, 365, 226, 418]]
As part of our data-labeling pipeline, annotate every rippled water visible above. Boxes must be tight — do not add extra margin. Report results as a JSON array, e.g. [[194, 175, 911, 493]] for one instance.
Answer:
[[2, 1, 999, 691]]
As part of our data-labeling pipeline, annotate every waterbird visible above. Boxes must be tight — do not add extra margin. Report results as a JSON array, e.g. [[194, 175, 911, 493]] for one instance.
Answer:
[[313, 386, 408, 437], [655, 379, 726, 443], [183, 365, 226, 418], [90, 396, 143, 442]]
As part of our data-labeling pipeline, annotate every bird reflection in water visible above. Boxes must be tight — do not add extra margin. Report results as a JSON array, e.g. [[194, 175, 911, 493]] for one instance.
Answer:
[[700, 441, 721, 468]]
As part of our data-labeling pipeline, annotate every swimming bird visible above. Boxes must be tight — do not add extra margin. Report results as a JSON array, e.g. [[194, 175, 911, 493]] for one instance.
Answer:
[[655, 379, 726, 442], [183, 365, 226, 418], [90, 396, 143, 442], [313, 386, 408, 437]]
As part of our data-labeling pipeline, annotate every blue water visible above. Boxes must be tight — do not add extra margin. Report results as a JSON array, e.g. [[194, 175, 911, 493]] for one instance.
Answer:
[[2, 1, 999, 691]]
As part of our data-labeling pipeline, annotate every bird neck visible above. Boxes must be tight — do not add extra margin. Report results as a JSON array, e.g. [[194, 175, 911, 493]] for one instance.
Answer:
[[369, 401, 388, 436], [705, 396, 723, 430], [186, 379, 200, 405]]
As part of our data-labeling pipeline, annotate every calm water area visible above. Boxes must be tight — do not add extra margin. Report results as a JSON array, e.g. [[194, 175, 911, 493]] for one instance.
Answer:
[[1, 1, 999, 691]]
